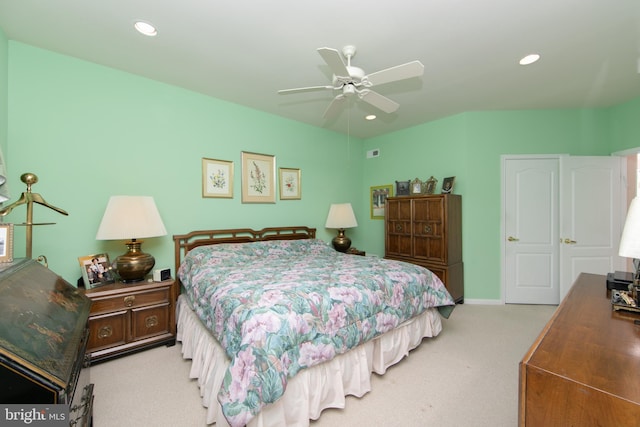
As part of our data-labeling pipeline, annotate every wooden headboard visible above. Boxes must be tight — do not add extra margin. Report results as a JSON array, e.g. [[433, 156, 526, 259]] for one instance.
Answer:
[[172, 226, 317, 286]]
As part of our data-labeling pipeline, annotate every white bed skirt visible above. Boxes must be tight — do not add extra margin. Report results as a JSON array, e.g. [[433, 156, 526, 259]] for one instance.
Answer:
[[176, 294, 443, 427]]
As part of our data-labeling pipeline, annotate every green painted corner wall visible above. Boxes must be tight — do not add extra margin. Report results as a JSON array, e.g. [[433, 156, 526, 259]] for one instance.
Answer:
[[2, 40, 640, 301], [362, 106, 639, 300]]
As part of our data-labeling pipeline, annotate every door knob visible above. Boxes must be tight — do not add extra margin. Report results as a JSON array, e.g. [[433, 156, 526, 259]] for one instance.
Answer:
[[507, 236, 519, 242]]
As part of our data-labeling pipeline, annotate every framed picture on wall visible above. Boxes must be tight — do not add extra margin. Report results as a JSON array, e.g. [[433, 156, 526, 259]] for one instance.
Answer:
[[370, 185, 393, 219], [241, 151, 276, 203], [202, 158, 234, 198], [0, 224, 14, 263], [78, 253, 115, 289], [279, 167, 301, 200]]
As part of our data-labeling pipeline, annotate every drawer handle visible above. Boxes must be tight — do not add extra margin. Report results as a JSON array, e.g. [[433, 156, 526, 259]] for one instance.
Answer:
[[424, 225, 432, 233], [145, 315, 158, 329], [395, 224, 402, 232], [98, 326, 113, 339], [124, 296, 135, 307]]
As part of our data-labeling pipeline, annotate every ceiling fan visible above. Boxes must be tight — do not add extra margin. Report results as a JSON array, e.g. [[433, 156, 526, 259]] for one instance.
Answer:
[[278, 45, 425, 120]]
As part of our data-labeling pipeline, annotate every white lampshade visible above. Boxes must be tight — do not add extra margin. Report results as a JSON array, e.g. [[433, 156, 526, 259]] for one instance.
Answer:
[[96, 195, 167, 282], [619, 197, 640, 259], [325, 203, 358, 229], [96, 196, 167, 240]]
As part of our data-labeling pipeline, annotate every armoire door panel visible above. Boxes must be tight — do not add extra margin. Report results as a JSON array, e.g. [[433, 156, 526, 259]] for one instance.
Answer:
[[385, 194, 463, 303]]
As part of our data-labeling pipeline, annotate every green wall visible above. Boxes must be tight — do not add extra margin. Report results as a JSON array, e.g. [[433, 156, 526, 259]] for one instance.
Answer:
[[0, 28, 7, 167], [4, 42, 363, 283], [609, 97, 640, 152], [362, 108, 627, 300], [3, 40, 640, 301]]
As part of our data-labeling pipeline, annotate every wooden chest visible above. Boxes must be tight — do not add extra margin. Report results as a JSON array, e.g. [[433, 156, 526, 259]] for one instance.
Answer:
[[0, 259, 93, 426], [385, 194, 464, 302]]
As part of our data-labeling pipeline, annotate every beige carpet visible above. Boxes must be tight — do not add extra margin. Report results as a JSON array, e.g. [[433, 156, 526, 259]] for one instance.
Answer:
[[90, 303, 556, 427]]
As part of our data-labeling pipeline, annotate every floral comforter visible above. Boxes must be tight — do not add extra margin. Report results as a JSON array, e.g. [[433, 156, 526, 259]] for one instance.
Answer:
[[178, 238, 455, 427]]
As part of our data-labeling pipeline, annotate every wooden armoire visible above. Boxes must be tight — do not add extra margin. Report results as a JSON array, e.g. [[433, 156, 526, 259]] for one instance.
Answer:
[[385, 194, 463, 303]]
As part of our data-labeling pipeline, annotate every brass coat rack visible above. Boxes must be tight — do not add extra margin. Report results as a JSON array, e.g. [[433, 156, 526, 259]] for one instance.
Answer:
[[0, 173, 68, 258]]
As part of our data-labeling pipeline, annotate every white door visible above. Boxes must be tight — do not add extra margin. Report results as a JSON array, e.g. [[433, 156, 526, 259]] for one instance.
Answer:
[[559, 156, 626, 300], [503, 155, 625, 304], [503, 157, 560, 304]]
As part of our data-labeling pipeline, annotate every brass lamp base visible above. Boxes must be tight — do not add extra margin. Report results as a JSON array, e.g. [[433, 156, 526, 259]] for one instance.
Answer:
[[115, 239, 155, 283], [331, 229, 352, 253]]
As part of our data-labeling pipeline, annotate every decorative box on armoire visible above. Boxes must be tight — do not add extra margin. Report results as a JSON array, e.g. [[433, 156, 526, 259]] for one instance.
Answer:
[[385, 194, 464, 303], [0, 258, 94, 426]]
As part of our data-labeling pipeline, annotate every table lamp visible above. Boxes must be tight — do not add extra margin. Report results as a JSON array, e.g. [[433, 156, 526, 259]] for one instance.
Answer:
[[325, 203, 358, 252], [619, 197, 640, 284], [96, 196, 167, 282]]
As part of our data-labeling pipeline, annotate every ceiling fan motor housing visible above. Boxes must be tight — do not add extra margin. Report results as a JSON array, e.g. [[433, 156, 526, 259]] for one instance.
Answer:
[[332, 66, 365, 86]]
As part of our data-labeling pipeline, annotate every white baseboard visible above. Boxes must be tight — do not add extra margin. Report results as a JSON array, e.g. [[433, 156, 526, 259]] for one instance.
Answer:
[[462, 298, 503, 305]]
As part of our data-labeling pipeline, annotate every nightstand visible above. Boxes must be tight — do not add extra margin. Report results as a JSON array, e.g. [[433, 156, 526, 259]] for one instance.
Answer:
[[83, 278, 176, 363]]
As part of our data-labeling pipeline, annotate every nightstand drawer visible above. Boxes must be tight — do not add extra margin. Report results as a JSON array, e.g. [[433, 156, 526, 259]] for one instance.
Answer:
[[90, 287, 170, 314], [88, 311, 127, 351], [131, 303, 170, 341]]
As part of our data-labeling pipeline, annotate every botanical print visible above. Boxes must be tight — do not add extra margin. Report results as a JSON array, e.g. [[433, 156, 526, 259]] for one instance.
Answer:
[[241, 152, 275, 203], [279, 168, 301, 200], [283, 174, 296, 194], [249, 161, 267, 194], [202, 158, 233, 198], [209, 167, 227, 190]]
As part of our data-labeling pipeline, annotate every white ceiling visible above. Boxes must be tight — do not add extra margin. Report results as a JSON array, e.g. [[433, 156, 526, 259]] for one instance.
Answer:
[[0, 0, 639, 139]]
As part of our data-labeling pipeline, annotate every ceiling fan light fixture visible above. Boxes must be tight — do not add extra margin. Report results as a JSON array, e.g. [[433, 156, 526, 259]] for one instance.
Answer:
[[519, 53, 540, 65], [343, 84, 356, 96], [134, 21, 157, 36]]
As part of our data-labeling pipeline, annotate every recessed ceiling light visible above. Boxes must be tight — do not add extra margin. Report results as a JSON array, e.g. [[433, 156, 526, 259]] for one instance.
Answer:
[[134, 21, 157, 37], [519, 54, 540, 65], [365, 114, 377, 121]]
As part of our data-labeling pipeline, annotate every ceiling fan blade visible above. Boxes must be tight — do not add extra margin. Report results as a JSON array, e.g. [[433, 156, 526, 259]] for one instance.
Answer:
[[365, 60, 424, 86], [323, 95, 347, 120], [317, 47, 349, 77], [278, 85, 334, 94], [359, 89, 399, 114]]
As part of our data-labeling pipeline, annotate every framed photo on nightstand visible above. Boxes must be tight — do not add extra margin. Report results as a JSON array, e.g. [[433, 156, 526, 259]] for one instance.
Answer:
[[0, 224, 14, 263], [78, 253, 115, 289]]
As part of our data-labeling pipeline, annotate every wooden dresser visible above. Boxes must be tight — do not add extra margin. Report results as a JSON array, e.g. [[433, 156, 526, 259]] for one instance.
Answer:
[[519, 272, 640, 426], [384, 194, 463, 302]]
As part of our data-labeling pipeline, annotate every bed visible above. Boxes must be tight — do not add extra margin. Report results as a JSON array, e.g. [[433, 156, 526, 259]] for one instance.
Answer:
[[173, 226, 455, 427]]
